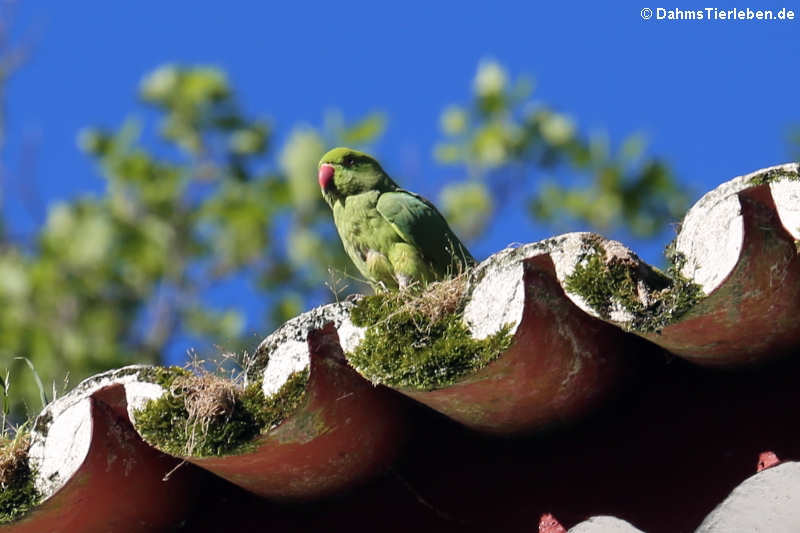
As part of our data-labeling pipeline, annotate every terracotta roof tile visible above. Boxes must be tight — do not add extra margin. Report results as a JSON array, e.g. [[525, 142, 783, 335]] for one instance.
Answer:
[[3, 164, 800, 532]]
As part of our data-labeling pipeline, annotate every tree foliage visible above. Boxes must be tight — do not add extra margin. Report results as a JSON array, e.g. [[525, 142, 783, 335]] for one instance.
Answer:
[[0, 66, 380, 417], [435, 60, 690, 239], [0, 61, 689, 419]]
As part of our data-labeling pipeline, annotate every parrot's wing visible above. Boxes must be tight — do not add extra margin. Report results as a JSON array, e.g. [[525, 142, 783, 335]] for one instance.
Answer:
[[376, 190, 474, 273]]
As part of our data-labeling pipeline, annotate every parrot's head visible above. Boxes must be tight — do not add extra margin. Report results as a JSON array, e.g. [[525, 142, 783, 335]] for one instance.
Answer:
[[318, 147, 396, 206]]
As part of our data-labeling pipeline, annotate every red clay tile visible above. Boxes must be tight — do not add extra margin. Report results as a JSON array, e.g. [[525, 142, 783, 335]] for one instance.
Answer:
[[757, 451, 781, 472], [3, 382, 204, 533], [394, 253, 625, 434], [155, 320, 407, 500], [539, 513, 567, 533]]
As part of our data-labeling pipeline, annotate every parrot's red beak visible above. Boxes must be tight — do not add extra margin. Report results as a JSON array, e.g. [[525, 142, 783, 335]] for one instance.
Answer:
[[318, 164, 335, 190]]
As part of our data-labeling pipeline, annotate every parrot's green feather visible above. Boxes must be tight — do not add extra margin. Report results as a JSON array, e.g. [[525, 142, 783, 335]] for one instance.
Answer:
[[377, 190, 473, 277], [319, 147, 474, 289]]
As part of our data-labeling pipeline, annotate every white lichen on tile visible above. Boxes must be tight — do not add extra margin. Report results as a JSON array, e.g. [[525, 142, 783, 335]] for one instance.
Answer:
[[27, 365, 158, 500], [258, 303, 364, 396]]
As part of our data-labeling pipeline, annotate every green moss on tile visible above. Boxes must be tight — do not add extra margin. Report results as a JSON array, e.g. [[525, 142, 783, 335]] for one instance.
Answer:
[[564, 237, 704, 333], [748, 167, 800, 185], [138, 365, 192, 388], [241, 372, 310, 432], [0, 434, 40, 524], [134, 368, 309, 457], [348, 277, 514, 391]]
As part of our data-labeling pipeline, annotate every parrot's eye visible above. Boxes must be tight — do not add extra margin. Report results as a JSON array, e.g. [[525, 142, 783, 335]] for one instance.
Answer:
[[342, 155, 355, 168]]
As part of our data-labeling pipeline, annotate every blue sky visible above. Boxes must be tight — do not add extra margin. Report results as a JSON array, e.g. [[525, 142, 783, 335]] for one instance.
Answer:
[[3, 1, 799, 362]]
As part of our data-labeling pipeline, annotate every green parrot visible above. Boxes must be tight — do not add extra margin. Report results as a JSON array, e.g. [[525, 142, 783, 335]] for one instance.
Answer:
[[318, 147, 475, 290]]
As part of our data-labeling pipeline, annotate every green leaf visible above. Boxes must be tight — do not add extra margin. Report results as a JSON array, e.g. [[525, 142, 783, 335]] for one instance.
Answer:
[[439, 181, 493, 240], [340, 112, 386, 144]]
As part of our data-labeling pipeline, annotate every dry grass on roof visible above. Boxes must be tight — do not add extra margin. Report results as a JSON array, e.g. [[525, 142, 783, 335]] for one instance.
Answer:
[[375, 273, 469, 335], [0, 434, 29, 489]]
